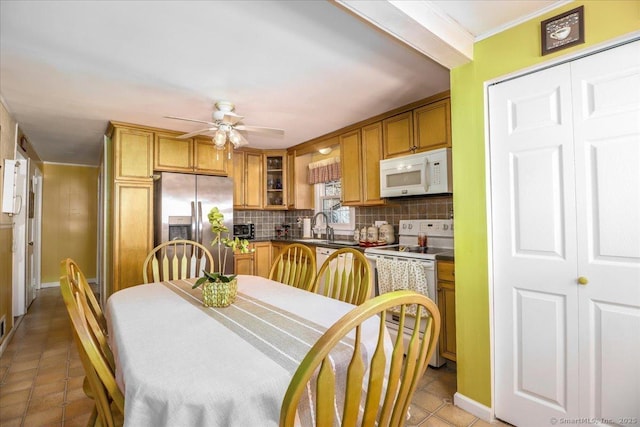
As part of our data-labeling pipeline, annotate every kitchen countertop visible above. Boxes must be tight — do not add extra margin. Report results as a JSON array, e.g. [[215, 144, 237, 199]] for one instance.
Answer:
[[246, 237, 455, 261]]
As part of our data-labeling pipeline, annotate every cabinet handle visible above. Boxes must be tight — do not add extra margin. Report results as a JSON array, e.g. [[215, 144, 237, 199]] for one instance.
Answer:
[[578, 276, 588, 285]]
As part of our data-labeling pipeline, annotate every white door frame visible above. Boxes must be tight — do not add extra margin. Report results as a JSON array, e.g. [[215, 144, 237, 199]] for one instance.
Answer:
[[12, 149, 28, 316], [463, 31, 640, 422], [32, 168, 42, 292]]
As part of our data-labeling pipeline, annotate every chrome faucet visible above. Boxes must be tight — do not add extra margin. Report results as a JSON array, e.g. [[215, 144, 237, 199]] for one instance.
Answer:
[[312, 212, 334, 241]]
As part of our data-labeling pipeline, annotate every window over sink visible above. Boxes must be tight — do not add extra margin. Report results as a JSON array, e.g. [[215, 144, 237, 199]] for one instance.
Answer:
[[314, 180, 355, 233]]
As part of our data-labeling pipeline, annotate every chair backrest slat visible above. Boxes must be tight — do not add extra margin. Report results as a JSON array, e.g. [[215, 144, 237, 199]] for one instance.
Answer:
[[143, 240, 214, 283], [314, 248, 371, 305], [280, 290, 441, 427], [269, 244, 316, 291]]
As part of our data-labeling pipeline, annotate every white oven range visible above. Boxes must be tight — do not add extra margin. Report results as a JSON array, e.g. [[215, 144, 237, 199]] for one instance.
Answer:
[[364, 219, 453, 368]]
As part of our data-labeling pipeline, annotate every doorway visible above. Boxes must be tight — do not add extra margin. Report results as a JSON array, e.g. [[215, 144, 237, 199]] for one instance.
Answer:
[[12, 150, 28, 316]]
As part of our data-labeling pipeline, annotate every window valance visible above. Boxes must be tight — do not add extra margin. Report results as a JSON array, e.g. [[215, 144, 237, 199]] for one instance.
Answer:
[[308, 157, 341, 184]]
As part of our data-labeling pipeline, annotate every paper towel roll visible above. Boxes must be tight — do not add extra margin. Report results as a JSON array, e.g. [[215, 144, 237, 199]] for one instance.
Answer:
[[303, 218, 312, 238]]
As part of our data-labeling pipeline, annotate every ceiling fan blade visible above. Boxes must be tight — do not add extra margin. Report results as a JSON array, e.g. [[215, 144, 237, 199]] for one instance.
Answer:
[[234, 125, 284, 136], [165, 116, 216, 126], [177, 127, 218, 139], [221, 113, 244, 126]]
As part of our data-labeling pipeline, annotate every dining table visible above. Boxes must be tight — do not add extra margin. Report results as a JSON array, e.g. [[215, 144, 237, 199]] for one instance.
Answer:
[[106, 274, 387, 427]]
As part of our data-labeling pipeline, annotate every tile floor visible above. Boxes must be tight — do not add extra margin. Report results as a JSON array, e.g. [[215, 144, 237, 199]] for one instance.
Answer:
[[0, 287, 504, 427]]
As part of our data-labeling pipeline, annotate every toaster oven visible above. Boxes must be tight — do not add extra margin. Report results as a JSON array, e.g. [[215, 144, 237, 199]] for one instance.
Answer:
[[233, 223, 255, 240]]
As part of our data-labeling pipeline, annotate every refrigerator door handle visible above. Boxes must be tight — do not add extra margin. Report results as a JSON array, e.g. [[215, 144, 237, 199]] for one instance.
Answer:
[[198, 202, 204, 244], [191, 201, 197, 242]]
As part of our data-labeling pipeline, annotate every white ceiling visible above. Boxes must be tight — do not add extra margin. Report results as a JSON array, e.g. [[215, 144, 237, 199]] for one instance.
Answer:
[[0, 0, 565, 166]]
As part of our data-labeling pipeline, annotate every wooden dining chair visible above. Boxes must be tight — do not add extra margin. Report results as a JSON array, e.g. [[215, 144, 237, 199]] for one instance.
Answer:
[[142, 239, 213, 283], [280, 290, 441, 427], [269, 243, 316, 291], [60, 262, 125, 427], [312, 248, 372, 305]]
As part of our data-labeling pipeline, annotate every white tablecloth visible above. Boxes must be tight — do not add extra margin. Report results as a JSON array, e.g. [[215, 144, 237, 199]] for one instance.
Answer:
[[106, 275, 383, 427]]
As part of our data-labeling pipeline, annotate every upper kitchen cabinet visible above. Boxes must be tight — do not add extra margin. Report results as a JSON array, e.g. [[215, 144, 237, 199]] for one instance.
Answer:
[[113, 126, 154, 181], [413, 98, 451, 151], [264, 150, 287, 209], [154, 132, 229, 175], [382, 97, 451, 159], [359, 122, 384, 205], [340, 123, 384, 206], [339, 130, 363, 205], [233, 149, 263, 210], [287, 151, 313, 210], [382, 111, 413, 158], [193, 136, 229, 175]]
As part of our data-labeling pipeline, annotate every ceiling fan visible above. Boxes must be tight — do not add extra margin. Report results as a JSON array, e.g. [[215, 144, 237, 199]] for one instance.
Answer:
[[165, 101, 284, 150]]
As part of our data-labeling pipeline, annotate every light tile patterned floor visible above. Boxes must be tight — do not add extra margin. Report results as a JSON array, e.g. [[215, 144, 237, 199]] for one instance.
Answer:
[[0, 287, 504, 426]]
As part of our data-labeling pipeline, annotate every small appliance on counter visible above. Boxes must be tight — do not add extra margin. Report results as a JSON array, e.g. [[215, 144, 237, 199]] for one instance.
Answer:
[[233, 223, 255, 240]]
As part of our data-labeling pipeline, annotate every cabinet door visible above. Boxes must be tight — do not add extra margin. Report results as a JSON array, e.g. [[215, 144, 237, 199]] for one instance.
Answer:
[[382, 111, 413, 158], [286, 152, 295, 209], [437, 281, 456, 361], [264, 151, 286, 209], [340, 130, 362, 204], [245, 152, 263, 209], [114, 127, 153, 181], [361, 122, 384, 205], [113, 182, 153, 291], [194, 138, 228, 175], [154, 133, 193, 172], [232, 151, 245, 208], [234, 252, 254, 275], [253, 242, 272, 278], [414, 98, 451, 151], [271, 242, 286, 267]]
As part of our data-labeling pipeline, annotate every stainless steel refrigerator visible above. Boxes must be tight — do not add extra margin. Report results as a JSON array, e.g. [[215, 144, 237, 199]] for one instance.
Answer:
[[154, 172, 234, 274]]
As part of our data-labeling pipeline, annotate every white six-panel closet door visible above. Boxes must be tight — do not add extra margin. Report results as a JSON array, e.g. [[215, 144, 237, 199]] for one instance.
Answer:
[[489, 39, 639, 426]]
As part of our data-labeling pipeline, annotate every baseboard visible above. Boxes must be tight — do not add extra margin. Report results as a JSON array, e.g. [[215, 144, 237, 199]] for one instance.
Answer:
[[41, 278, 97, 289], [0, 315, 24, 358], [454, 392, 493, 422], [41, 282, 60, 288]]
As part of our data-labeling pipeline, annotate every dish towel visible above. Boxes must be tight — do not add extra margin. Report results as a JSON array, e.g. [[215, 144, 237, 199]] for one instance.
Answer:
[[376, 258, 429, 315]]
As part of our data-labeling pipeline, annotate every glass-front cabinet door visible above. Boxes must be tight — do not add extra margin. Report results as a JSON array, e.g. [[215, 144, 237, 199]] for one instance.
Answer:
[[264, 150, 287, 209]]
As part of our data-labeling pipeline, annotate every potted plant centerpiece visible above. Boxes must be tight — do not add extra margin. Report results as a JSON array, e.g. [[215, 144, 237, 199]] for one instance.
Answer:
[[193, 207, 252, 307]]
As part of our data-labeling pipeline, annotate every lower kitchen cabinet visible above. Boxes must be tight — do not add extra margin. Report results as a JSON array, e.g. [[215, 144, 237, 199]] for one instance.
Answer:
[[437, 260, 456, 361], [234, 241, 272, 278]]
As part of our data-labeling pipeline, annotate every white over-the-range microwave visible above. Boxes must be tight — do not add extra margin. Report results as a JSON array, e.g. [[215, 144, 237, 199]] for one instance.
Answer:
[[379, 148, 452, 197]]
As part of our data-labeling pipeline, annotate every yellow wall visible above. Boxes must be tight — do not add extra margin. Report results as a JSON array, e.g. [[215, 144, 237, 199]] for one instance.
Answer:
[[450, 1, 639, 407], [41, 164, 99, 283], [0, 102, 17, 338]]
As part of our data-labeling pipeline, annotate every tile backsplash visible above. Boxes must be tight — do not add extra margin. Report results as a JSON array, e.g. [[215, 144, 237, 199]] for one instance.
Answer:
[[234, 195, 453, 239]]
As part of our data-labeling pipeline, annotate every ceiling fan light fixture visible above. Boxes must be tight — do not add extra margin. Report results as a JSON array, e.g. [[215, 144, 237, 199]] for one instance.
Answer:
[[214, 129, 227, 146], [228, 129, 242, 148]]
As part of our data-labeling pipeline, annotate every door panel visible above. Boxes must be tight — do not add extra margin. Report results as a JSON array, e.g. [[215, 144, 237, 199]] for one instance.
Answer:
[[490, 63, 580, 426], [572, 40, 640, 424], [491, 40, 640, 426]]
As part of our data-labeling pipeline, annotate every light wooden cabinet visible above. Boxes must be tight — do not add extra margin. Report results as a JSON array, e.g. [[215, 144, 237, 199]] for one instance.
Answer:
[[154, 133, 229, 175], [233, 150, 263, 209], [340, 124, 384, 206], [413, 98, 451, 151], [264, 151, 287, 209], [381, 98, 451, 159], [113, 182, 154, 291], [114, 127, 154, 181], [382, 111, 413, 158], [437, 260, 456, 361], [286, 151, 313, 210], [107, 124, 155, 294], [234, 251, 255, 275], [194, 137, 229, 175], [234, 241, 272, 277], [253, 241, 272, 277], [339, 130, 362, 205]]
